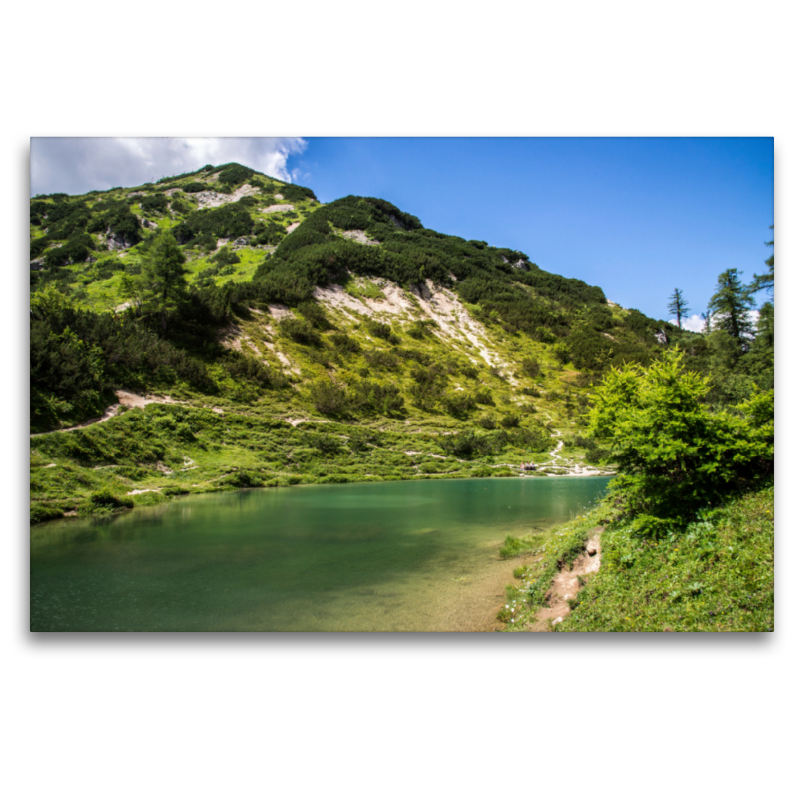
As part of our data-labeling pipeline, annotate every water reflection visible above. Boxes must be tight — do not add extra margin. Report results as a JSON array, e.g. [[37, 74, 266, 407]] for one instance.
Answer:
[[31, 477, 610, 632]]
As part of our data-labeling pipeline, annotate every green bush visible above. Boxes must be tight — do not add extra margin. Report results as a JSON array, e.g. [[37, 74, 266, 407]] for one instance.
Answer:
[[90, 490, 134, 509], [308, 378, 348, 416], [365, 320, 393, 340], [329, 333, 360, 354], [210, 246, 241, 267], [442, 392, 477, 418], [279, 317, 321, 346], [139, 194, 169, 214], [298, 301, 333, 331], [520, 357, 541, 378], [590, 349, 774, 520], [363, 348, 399, 371]]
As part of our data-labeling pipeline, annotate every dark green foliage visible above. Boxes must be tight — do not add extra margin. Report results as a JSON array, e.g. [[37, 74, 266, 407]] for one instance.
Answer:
[[668, 288, 690, 330], [92, 201, 142, 245], [254, 267, 316, 306], [298, 300, 333, 331], [30, 503, 65, 524], [304, 432, 342, 455], [409, 363, 447, 409], [440, 430, 486, 458], [500, 413, 520, 428], [349, 379, 405, 416], [173, 200, 255, 244], [45, 202, 91, 239], [210, 246, 241, 267], [365, 320, 393, 340], [308, 378, 348, 416], [31, 235, 50, 260], [271, 222, 332, 257], [94, 258, 125, 280], [278, 183, 317, 202], [30, 199, 52, 226], [520, 357, 541, 378], [90, 489, 134, 510], [407, 320, 435, 339], [30, 289, 214, 431], [217, 164, 255, 188], [253, 219, 286, 245], [329, 332, 360, 354], [751, 228, 774, 297], [363, 348, 400, 371], [43, 234, 95, 268], [183, 182, 208, 193], [474, 388, 493, 405], [591, 349, 773, 522], [141, 232, 188, 331], [278, 316, 321, 346], [441, 392, 477, 418], [223, 351, 286, 389], [708, 269, 755, 352], [139, 193, 169, 214], [170, 196, 191, 215]]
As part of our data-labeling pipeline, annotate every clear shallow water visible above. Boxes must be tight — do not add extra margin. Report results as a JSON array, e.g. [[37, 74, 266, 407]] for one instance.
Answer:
[[30, 477, 610, 632]]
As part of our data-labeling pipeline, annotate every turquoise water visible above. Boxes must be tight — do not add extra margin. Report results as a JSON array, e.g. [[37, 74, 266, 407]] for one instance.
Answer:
[[30, 477, 610, 632]]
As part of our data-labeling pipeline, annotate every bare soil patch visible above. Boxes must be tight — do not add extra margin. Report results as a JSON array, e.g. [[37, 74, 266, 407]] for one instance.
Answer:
[[525, 528, 603, 632]]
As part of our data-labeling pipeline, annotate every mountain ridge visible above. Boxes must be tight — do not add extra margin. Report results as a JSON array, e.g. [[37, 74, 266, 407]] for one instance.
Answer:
[[30, 162, 681, 523]]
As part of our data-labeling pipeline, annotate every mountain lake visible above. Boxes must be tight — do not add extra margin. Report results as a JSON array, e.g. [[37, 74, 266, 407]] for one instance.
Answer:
[[30, 476, 611, 632]]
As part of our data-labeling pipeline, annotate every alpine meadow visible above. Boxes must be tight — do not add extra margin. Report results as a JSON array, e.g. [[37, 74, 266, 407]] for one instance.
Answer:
[[29, 154, 774, 632]]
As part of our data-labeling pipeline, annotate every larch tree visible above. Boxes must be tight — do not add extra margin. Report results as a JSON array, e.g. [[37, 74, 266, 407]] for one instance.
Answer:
[[667, 288, 690, 330], [708, 268, 755, 352], [141, 231, 188, 331]]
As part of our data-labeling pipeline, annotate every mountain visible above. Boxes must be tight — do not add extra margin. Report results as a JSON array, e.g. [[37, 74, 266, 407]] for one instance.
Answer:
[[30, 162, 680, 523]]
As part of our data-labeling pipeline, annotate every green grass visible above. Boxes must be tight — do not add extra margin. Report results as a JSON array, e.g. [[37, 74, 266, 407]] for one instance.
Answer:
[[498, 484, 774, 632], [560, 484, 774, 632], [343, 276, 384, 300]]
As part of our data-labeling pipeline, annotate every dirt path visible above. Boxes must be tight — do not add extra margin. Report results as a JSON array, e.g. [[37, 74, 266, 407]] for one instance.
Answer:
[[525, 528, 603, 631], [30, 391, 183, 437]]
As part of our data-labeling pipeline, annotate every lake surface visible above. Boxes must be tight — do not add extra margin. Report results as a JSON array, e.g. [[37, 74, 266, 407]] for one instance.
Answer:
[[30, 477, 610, 632]]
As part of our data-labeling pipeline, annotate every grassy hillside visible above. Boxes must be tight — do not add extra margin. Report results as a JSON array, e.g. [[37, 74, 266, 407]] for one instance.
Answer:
[[30, 163, 697, 523]]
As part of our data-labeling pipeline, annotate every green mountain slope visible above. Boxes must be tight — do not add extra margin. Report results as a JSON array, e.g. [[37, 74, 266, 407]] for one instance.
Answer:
[[30, 163, 682, 523]]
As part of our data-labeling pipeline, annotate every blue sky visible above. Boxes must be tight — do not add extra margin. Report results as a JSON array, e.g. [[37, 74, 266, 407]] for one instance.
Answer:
[[293, 137, 774, 325], [31, 137, 773, 325]]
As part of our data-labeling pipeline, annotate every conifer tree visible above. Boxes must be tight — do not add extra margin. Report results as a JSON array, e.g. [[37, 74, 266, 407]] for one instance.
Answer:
[[667, 288, 690, 329], [708, 269, 755, 351], [142, 232, 188, 331]]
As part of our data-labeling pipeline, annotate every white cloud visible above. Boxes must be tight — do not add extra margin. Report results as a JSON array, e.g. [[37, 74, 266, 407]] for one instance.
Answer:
[[670, 313, 706, 333], [30, 137, 308, 197], [670, 309, 761, 334]]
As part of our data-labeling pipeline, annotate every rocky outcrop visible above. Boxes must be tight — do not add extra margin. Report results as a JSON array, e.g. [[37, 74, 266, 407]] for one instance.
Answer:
[[262, 204, 295, 214], [341, 230, 379, 246], [191, 184, 260, 209], [106, 230, 137, 250]]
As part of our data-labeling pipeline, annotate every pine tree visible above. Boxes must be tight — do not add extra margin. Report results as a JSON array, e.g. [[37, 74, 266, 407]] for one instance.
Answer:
[[667, 288, 690, 329], [142, 232, 188, 331], [708, 269, 755, 352]]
